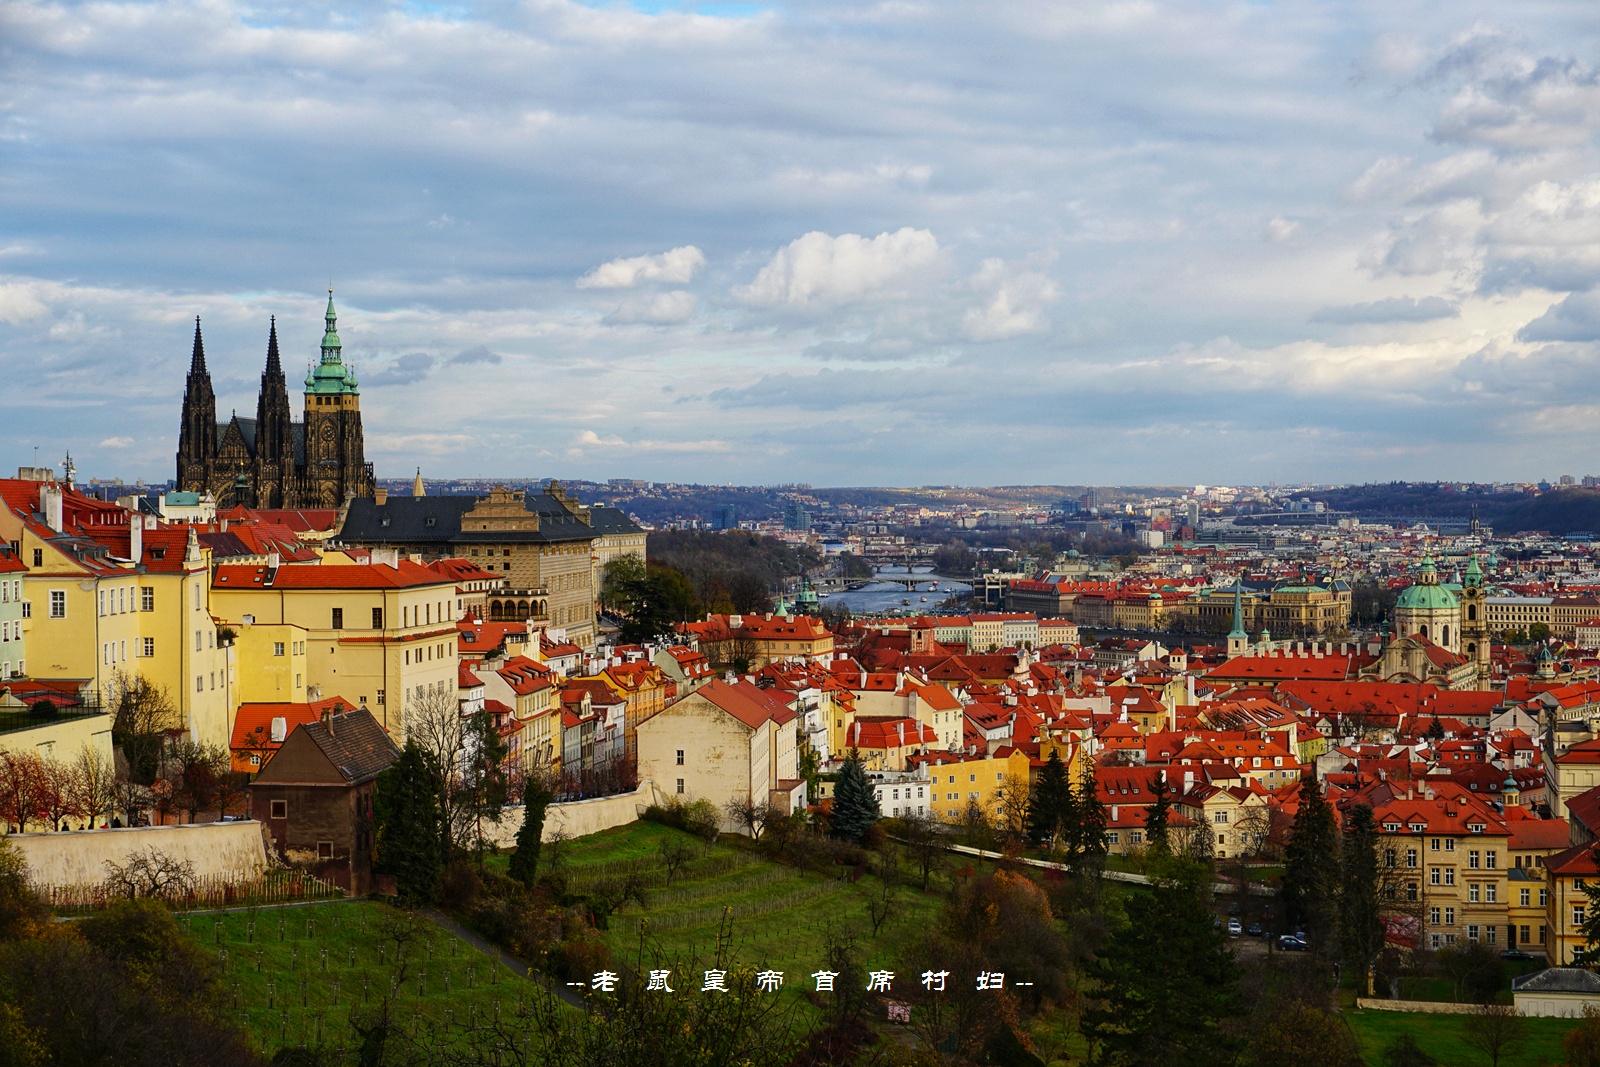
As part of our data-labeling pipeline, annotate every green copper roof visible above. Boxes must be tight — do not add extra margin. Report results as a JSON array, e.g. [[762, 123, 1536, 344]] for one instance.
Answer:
[[1465, 554, 1484, 586], [1396, 550, 1458, 611], [305, 290, 358, 396]]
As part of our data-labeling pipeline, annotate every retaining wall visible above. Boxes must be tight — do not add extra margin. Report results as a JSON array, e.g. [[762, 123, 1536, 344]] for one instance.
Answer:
[[480, 780, 663, 847], [1354, 998, 1474, 1014], [7, 821, 269, 887]]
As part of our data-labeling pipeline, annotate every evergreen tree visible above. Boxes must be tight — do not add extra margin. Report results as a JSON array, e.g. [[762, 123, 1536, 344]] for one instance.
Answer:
[[1340, 802, 1385, 994], [1082, 859, 1241, 1067], [1026, 749, 1074, 849], [374, 741, 444, 904], [1283, 776, 1342, 952], [830, 756, 880, 842], [1573, 873, 1600, 968], [1076, 764, 1108, 872], [458, 708, 511, 863], [1145, 774, 1172, 854], [507, 783, 552, 888]]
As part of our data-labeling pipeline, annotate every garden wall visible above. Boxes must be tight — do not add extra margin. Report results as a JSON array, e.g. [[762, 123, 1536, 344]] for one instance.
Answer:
[[480, 780, 663, 847], [8, 820, 269, 887], [1354, 998, 1474, 1014]]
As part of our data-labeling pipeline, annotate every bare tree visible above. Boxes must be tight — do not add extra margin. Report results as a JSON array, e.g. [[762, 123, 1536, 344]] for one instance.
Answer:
[[403, 684, 469, 860], [658, 837, 695, 885], [900, 809, 946, 891], [37, 759, 79, 832], [102, 848, 197, 900], [70, 747, 118, 829], [865, 850, 899, 936], [107, 671, 181, 786], [996, 772, 1031, 838], [723, 795, 777, 840], [1462, 1003, 1528, 1067]]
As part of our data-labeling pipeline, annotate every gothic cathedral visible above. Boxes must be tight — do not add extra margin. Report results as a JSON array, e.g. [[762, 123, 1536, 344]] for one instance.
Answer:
[[176, 293, 376, 508]]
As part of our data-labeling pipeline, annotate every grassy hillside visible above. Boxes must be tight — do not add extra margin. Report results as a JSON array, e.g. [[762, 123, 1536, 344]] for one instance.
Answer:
[[1345, 1006, 1574, 1066]]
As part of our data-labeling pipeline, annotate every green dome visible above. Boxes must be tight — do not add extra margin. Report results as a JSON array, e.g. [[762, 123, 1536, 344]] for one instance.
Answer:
[[1395, 584, 1459, 611]]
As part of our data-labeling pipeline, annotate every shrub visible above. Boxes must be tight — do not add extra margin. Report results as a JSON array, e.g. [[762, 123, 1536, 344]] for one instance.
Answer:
[[439, 859, 482, 910], [27, 700, 56, 719]]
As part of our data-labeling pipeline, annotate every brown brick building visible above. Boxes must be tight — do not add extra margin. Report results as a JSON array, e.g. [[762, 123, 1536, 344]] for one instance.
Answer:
[[251, 706, 399, 895]]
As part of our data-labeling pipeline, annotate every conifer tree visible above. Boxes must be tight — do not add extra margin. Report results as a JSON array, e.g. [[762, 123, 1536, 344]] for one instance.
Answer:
[[507, 782, 552, 888], [1340, 802, 1384, 994], [830, 756, 881, 842], [1283, 776, 1342, 951], [1076, 764, 1108, 872], [1145, 774, 1172, 854], [1083, 858, 1241, 1066], [1026, 749, 1074, 849], [374, 741, 444, 905]]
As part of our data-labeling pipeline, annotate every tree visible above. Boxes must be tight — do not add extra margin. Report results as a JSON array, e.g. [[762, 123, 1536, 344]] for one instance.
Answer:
[[403, 685, 467, 864], [1145, 774, 1172, 854], [829, 756, 879, 842], [1438, 940, 1506, 1004], [373, 741, 444, 904], [1283, 776, 1341, 951], [0, 837, 47, 940], [1025, 748, 1074, 850], [1076, 763, 1108, 873], [1082, 859, 1242, 1066], [0, 751, 47, 833], [723, 795, 778, 840], [36, 759, 79, 832], [1243, 1002, 1364, 1067], [107, 672, 180, 787], [996, 773, 1031, 838], [900, 809, 946, 891], [164, 741, 227, 824], [1461, 1003, 1527, 1067], [101, 848, 197, 900], [69, 748, 118, 830], [458, 708, 511, 862], [506, 782, 551, 888], [1564, 1003, 1600, 1067], [1574, 866, 1600, 966], [603, 557, 702, 643], [1381, 1033, 1437, 1067], [1340, 803, 1384, 995]]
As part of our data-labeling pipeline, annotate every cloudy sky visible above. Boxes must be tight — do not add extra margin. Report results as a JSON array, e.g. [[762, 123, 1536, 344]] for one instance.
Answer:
[[3, 0, 1599, 487]]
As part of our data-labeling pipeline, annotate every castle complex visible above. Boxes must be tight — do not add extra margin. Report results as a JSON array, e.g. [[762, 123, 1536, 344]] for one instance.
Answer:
[[176, 293, 375, 508]]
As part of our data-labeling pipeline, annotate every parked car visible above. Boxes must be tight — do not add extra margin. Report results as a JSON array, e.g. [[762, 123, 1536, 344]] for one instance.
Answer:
[[1500, 949, 1534, 961], [1246, 922, 1264, 938], [1277, 935, 1308, 952], [1227, 918, 1243, 938]]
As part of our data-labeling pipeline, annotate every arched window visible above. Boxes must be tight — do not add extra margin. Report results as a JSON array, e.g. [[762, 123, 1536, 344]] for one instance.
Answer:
[[1442, 625, 1450, 645], [1467, 642, 1476, 657], [1468, 605, 1477, 621], [1419, 624, 1428, 639]]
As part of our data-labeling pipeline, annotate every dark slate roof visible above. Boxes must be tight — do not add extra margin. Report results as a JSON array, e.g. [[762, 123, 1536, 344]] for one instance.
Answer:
[[197, 530, 255, 559], [215, 419, 306, 465], [301, 708, 400, 785], [1514, 968, 1600, 994], [339, 492, 639, 547]]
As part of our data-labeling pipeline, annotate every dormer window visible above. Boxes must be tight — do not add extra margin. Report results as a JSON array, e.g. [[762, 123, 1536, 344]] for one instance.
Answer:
[[1469, 823, 1484, 834], [1409, 823, 1426, 834], [1384, 822, 1401, 832]]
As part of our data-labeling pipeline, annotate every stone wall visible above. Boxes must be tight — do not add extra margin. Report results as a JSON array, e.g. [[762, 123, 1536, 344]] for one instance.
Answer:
[[1353, 998, 1473, 1014], [8, 821, 269, 888], [480, 780, 662, 848]]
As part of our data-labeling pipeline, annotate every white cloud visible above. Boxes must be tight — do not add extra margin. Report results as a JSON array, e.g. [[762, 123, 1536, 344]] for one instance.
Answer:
[[604, 290, 697, 325], [98, 436, 133, 448], [0, 283, 48, 325], [578, 246, 706, 289], [960, 259, 1058, 342], [737, 228, 940, 307]]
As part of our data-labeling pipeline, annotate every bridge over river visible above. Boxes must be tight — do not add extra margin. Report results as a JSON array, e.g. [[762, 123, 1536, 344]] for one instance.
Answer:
[[841, 567, 973, 591]]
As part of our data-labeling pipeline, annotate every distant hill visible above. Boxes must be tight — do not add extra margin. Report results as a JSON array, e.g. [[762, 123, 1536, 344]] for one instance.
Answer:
[[1310, 484, 1600, 535]]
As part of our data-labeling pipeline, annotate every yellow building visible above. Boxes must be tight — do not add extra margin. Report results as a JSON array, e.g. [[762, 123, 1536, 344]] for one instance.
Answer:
[[210, 560, 461, 737], [233, 622, 311, 705], [681, 613, 836, 668], [913, 747, 1033, 824], [0, 482, 235, 746], [1374, 795, 1510, 952]]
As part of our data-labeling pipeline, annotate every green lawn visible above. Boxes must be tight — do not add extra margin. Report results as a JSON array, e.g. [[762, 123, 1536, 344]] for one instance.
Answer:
[[1346, 1006, 1577, 1066], [181, 900, 529, 1057], [551, 821, 947, 987]]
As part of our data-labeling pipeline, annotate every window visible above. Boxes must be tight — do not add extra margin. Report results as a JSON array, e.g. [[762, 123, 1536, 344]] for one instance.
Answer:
[[1486, 851, 1497, 869], [97, 590, 104, 616], [1215, 811, 1229, 825], [48, 591, 64, 618], [372, 607, 383, 630], [314, 840, 334, 860], [1445, 838, 1455, 852], [1486, 883, 1496, 903], [31, 549, 41, 567], [270, 799, 287, 819], [196, 676, 203, 692], [1429, 907, 1441, 926], [1129, 831, 1143, 844], [1541, 889, 1549, 906], [1106, 832, 1120, 845], [676, 750, 684, 765], [1444, 907, 1455, 926], [331, 608, 343, 630], [1430, 933, 1441, 949], [969, 774, 976, 783], [194, 630, 202, 651], [1541, 925, 1548, 944], [1521, 888, 1531, 907], [1445, 869, 1455, 886], [1469, 884, 1480, 903], [1430, 868, 1442, 886], [1520, 925, 1530, 944], [1469, 850, 1480, 869], [141, 587, 153, 611], [1384, 848, 1396, 867], [1467, 924, 1479, 941], [1406, 848, 1418, 868], [376, 689, 384, 705], [675, 778, 685, 795], [20, 602, 28, 619], [142, 637, 153, 658], [1407, 883, 1418, 901], [1577, 906, 1587, 927], [1431, 838, 1441, 851]]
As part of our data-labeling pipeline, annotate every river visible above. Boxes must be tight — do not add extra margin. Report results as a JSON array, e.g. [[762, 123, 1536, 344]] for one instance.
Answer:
[[820, 566, 972, 616]]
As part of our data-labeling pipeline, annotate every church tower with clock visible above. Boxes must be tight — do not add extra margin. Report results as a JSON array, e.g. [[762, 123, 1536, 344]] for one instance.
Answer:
[[176, 292, 376, 509]]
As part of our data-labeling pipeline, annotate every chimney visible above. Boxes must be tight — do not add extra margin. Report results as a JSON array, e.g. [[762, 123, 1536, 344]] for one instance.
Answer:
[[375, 488, 388, 505], [39, 483, 62, 533], [322, 705, 336, 735], [129, 512, 142, 564], [270, 716, 287, 743]]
